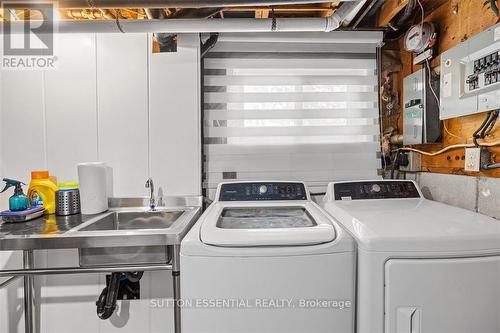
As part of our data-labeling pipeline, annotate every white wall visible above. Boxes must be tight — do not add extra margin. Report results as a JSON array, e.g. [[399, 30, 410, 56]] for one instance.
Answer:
[[0, 33, 201, 333], [415, 173, 500, 220]]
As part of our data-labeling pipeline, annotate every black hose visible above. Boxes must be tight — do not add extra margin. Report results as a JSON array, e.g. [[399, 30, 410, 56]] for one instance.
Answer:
[[96, 273, 122, 320], [124, 271, 144, 283], [384, 0, 417, 40], [395, 0, 415, 28], [353, 0, 388, 28], [390, 149, 403, 179], [201, 33, 219, 58]]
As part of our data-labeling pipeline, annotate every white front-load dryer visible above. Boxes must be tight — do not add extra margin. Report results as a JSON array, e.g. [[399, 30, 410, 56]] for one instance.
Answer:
[[321, 180, 500, 333], [181, 181, 355, 333]]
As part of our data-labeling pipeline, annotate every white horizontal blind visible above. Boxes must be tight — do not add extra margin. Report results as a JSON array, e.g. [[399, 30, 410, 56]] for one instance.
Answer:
[[203, 32, 383, 198]]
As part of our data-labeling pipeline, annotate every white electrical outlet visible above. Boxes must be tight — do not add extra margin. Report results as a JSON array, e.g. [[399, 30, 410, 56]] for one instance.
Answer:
[[465, 148, 481, 172]]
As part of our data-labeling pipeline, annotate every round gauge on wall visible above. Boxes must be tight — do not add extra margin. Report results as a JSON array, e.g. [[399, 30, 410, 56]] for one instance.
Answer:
[[403, 22, 436, 54]]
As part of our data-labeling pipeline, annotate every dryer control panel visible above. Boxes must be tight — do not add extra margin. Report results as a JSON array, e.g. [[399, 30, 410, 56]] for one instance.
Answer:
[[219, 182, 307, 201], [333, 181, 420, 200]]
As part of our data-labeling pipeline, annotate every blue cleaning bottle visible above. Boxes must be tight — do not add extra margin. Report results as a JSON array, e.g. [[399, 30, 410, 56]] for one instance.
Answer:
[[1, 178, 29, 211]]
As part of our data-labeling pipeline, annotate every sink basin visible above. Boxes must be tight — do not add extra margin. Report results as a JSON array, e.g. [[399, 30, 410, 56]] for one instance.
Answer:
[[80, 209, 184, 231], [78, 208, 187, 267]]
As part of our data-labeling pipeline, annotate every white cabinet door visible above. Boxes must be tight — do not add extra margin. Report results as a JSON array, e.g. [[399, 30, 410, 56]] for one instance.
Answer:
[[44, 34, 98, 182], [149, 33, 201, 196], [385, 256, 500, 333], [0, 70, 46, 181], [96, 33, 149, 197]]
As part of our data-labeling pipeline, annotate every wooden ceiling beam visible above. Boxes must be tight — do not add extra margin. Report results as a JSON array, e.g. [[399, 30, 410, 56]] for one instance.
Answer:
[[255, 9, 270, 18], [377, 0, 409, 27], [319, 1, 338, 17]]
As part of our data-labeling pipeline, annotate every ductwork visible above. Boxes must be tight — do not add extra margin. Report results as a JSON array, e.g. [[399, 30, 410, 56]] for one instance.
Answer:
[[2, 0, 362, 9], [0, 0, 367, 34], [1, 17, 344, 34], [145, 8, 175, 52], [145, 7, 222, 52]]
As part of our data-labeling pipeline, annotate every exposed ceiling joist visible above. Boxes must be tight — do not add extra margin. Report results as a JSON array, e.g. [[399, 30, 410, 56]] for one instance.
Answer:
[[377, 0, 409, 27]]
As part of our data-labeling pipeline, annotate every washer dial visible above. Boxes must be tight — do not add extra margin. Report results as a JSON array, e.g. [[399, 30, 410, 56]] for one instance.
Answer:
[[259, 185, 268, 194]]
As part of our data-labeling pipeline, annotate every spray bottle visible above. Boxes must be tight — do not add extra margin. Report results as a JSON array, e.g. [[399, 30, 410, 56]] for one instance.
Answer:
[[1, 178, 29, 211]]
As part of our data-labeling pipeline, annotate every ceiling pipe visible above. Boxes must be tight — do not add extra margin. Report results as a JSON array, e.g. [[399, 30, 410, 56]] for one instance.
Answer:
[[145, 8, 175, 51], [2, 0, 362, 9], [1, 17, 343, 34], [1, 1, 368, 34], [333, 0, 367, 27], [145, 7, 222, 51]]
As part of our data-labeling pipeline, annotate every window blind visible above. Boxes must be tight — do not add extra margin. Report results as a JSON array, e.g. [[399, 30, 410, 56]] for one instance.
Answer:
[[203, 32, 383, 198]]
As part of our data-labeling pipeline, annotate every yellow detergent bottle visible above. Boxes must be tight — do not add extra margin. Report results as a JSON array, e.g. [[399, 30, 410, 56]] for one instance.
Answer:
[[28, 171, 58, 214]]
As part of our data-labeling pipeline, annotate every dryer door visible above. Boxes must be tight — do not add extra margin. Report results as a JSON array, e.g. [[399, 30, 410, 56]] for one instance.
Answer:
[[384, 256, 500, 333]]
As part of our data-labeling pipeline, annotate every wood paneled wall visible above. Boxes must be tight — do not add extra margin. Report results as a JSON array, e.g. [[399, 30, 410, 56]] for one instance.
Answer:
[[396, 0, 500, 177]]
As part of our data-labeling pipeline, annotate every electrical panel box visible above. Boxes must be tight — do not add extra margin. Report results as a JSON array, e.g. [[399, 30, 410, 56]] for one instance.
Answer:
[[403, 68, 441, 145], [440, 22, 500, 119]]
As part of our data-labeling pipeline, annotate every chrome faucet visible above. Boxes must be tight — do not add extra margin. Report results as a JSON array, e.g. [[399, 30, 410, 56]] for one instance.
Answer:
[[145, 178, 156, 211]]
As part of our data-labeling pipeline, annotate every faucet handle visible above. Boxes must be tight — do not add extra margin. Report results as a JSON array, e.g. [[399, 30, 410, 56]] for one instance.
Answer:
[[145, 178, 156, 210]]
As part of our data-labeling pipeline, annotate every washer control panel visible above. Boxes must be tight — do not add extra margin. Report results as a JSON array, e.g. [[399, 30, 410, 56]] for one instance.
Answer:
[[333, 181, 420, 200], [219, 182, 307, 201]]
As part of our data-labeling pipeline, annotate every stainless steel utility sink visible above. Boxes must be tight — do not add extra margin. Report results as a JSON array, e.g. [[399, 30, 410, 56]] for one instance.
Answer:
[[0, 196, 202, 252], [80, 209, 184, 232], [72, 203, 200, 268]]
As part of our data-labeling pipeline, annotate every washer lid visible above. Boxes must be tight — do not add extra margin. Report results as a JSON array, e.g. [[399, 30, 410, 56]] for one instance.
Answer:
[[323, 199, 500, 253], [201, 202, 336, 247]]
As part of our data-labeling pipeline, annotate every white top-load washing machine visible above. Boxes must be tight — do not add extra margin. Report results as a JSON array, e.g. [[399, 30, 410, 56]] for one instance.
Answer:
[[321, 180, 500, 333], [181, 181, 355, 333]]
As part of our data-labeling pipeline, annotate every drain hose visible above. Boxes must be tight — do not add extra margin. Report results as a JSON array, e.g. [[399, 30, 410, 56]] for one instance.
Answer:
[[96, 272, 121, 320]]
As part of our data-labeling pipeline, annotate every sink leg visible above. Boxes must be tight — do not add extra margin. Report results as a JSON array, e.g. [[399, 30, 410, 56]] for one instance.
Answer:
[[172, 244, 181, 333], [23, 250, 34, 333]]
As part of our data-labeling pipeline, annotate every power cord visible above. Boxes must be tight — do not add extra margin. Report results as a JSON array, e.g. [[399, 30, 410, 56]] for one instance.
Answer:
[[390, 139, 500, 178]]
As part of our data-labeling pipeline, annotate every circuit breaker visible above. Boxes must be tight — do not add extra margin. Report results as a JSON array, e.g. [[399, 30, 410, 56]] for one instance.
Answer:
[[440, 22, 500, 119], [403, 68, 441, 145]]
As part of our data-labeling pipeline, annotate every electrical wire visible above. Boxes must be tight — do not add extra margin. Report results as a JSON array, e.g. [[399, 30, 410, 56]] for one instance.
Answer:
[[390, 0, 500, 175], [397, 140, 500, 156], [483, 111, 499, 136], [390, 139, 500, 179], [473, 111, 494, 146], [416, 0, 424, 38]]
